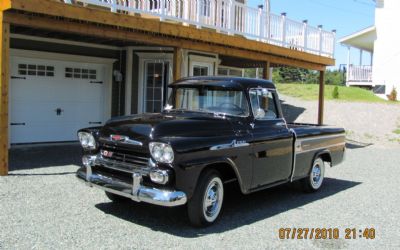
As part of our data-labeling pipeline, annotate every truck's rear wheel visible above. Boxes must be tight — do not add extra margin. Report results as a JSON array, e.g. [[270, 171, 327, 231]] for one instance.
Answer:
[[302, 157, 325, 193], [105, 191, 130, 203], [187, 170, 224, 227]]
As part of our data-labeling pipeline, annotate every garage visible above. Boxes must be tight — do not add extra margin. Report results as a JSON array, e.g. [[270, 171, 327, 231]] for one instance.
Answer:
[[9, 50, 113, 144]]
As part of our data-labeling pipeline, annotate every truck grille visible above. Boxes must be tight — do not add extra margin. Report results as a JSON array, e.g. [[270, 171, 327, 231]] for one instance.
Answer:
[[98, 142, 150, 174], [101, 150, 149, 167]]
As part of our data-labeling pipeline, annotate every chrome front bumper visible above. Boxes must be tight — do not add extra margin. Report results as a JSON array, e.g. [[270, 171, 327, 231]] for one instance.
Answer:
[[76, 159, 187, 207]]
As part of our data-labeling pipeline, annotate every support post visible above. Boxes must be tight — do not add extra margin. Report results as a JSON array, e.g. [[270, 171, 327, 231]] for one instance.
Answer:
[[318, 70, 325, 125], [0, 13, 10, 176], [346, 46, 351, 86], [262, 61, 271, 80], [173, 47, 182, 81], [124, 47, 133, 115]]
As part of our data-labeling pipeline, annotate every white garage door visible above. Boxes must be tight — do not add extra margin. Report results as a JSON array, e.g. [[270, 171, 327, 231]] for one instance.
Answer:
[[10, 56, 108, 144]]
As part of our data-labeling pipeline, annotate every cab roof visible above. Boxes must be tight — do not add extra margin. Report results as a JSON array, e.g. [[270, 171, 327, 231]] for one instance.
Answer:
[[170, 76, 276, 90]]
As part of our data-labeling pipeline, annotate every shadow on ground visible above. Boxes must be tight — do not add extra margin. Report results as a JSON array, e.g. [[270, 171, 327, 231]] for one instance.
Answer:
[[280, 99, 306, 122], [9, 144, 82, 171], [95, 178, 360, 237], [345, 139, 373, 149]]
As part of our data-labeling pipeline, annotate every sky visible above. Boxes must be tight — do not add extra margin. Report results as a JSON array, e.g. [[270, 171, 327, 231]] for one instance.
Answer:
[[247, 0, 376, 69]]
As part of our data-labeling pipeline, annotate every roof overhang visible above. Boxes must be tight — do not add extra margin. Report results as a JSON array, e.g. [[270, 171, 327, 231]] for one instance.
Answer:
[[339, 26, 376, 52]]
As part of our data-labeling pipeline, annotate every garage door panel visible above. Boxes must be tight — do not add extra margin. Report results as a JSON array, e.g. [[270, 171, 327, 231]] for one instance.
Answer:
[[11, 56, 108, 144], [11, 123, 79, 143]]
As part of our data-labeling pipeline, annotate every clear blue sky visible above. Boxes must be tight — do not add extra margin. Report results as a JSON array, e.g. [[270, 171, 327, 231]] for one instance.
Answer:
[[247, 0, 375, 69]]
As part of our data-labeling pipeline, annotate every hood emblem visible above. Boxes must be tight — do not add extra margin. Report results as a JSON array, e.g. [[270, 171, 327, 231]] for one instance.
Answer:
[[109, 134, 143, 146], [110, 134, 127, 141]]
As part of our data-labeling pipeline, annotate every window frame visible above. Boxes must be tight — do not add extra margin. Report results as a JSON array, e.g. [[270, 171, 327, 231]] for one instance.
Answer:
[[168, 86, 251, 118], [248, 88, 281, 120]]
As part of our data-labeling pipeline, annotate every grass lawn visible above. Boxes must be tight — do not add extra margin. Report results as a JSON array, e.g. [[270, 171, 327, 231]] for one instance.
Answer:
[[275, 83, 396, 103]]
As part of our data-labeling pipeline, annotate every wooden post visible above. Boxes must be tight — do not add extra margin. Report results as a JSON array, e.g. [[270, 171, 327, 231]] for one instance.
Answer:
[[318, 70, 325, 125], [173, 47, 182, 81], [0, 13, 10, 176], [262, 61, 270, 80]]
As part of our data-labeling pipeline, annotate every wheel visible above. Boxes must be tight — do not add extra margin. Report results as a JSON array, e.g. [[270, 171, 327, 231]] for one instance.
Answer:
[[187, 170, 224, 227], [105, 191, 130, 202], [302, 157, 325, 193]]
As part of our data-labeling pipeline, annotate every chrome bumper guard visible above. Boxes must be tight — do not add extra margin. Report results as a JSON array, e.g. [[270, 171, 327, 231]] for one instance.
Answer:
[[76, 156, 187, 207]]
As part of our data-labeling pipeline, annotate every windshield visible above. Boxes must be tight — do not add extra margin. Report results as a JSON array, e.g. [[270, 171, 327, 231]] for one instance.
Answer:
[[167, 87, 249, 117]]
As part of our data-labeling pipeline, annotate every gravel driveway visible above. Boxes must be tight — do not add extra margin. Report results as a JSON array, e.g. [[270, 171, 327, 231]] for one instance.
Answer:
[[1, 143, 399, 249], [1, 98, 399, 249]]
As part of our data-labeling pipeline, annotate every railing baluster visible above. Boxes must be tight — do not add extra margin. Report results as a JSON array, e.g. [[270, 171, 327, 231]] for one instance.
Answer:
[[66, 0, 336, 58], [302, 20, 308, 53], [281, 12, 287, 47], [318, 25, 323, 56]]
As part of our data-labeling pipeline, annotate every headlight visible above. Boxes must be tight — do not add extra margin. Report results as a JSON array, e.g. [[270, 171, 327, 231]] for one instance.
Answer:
[[149, 142, 174, 164], [78, 132, 97, 150]]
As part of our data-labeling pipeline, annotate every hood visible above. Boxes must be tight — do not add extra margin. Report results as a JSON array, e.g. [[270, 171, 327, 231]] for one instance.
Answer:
[[99, 112, 236, 145]]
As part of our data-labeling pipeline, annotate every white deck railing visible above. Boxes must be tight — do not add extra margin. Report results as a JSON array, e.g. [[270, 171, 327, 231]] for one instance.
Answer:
[[64, 0, 336, 58], [348, 65, 372, 82]]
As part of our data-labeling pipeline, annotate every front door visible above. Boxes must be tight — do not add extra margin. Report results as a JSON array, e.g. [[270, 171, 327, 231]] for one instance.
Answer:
[[249, 88, 293, 188], [143, 61, 170, 113]]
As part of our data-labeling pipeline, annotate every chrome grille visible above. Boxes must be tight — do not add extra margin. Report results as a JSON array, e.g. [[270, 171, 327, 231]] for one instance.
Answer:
[[98, 142, 151, 174], [101, 150, 149, 167]]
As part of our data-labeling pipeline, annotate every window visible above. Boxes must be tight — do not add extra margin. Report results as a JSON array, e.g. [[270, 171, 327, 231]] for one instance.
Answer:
[[168, 87, 249, 117], [218, 67, 243, 77], [193, 65, 209, 76], [249, 89, 278, 120], [217, 68, 228, 76], [65, 67, 97, 79], [18, 64, 55, 77]]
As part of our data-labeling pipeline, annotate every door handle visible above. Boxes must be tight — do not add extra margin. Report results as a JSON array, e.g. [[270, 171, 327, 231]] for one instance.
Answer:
[[89, 121, 102, 125], [90, 81, 103, 84], [10, 122, 26, 126], [11, 76, 27, 80], [55, 108, 64, 116]]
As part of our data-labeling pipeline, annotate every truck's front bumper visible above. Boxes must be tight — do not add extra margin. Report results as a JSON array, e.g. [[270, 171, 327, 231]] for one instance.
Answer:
[[76, 166, 187, 207]]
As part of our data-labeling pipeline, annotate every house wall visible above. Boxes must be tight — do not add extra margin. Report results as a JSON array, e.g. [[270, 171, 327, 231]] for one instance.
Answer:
[[373, 0, 400, 99]]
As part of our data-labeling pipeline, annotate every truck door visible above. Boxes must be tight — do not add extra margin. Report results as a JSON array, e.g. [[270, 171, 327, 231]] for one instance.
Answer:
[[249, 89, 293, 188]]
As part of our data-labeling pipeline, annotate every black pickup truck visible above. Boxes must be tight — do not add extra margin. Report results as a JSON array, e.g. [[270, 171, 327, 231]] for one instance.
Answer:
[[76, 77, 345, 226]]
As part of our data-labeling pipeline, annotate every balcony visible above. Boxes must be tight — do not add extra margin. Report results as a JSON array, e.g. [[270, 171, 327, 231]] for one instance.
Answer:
[[347, 65, 372, 86], [62, 0, 336, 58]]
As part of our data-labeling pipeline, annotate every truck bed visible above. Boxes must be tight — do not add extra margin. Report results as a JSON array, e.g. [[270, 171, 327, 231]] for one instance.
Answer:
[[287, 123, 345, 139]]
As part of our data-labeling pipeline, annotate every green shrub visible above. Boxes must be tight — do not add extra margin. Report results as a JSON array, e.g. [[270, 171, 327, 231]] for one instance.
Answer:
[[332, 86, 339, 99], [388, 87, 397, 101]]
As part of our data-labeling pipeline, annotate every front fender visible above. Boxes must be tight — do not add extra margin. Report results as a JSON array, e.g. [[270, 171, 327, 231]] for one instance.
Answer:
[[174, 156, 247, 200]]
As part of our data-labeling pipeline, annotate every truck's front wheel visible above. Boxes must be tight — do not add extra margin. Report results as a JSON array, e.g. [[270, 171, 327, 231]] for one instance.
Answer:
[[188, 170, 224, 227], [302, 157, 325, 192]]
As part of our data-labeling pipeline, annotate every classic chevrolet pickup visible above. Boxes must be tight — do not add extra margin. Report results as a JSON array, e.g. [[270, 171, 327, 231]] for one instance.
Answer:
[[76, 77, 345, 226]]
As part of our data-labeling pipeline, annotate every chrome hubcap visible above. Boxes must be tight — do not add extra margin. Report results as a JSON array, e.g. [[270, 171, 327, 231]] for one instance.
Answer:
[[310, 161, 324, 189], [203, 178, 223, 222], [312, 165, 321, 184]]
